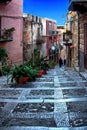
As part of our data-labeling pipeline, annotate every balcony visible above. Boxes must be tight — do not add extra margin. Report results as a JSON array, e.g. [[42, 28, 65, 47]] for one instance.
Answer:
[[36, 36, 45, 45], [49, 31, 58, 36], [0, 27, 15, 42], [0, 0, 12, 4], [68, 0, 87, 13]]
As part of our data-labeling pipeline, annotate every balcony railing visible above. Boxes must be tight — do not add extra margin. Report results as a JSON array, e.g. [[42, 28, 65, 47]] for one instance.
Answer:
[[36, 36, 45, 45], [0, 28, 15, 42], [68, 0, 87, 13], [69, 0, 87, 3], [0, 0, 12, 4], [49, 31, 58, 36]]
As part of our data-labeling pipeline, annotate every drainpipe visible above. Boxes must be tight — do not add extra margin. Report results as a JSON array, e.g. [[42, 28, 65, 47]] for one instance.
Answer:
[[31, 23, 34, 66]]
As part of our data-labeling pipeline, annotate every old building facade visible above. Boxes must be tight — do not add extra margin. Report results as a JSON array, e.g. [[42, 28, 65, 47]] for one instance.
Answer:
[[68, 0, 87, 71], [66, 11, 79, 67], [23, 14, 45, 61], [46, 19, 57, 56], [23, 15, 58, 62], [0, 0, 23, 65]]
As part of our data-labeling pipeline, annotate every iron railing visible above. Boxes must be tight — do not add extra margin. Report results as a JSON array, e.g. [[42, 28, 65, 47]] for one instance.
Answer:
[[49, 31, 58, 36], [69, 0, 87, 12], [0, 0, 12, 4], [69, 0, 87, 2]]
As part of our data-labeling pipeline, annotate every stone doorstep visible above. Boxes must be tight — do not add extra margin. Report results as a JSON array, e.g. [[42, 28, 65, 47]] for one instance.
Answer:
[[74, 67, 87, 80], [0, 126, 87, 130], [80, 72, 87, 80]]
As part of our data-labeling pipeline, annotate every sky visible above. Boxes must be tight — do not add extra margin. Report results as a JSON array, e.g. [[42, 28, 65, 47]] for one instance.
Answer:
[[23, 0, 69, 25]]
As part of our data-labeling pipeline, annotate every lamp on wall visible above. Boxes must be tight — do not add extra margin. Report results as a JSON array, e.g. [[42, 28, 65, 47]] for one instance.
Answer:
[[51, 45, 55, 51]]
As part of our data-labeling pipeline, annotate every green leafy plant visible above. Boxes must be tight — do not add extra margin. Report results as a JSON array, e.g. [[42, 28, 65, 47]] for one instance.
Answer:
[[0, 47, 8, 64], [49, 61, 56, 68], [11, 65, 38, 83], [40, 56, 49, 71], [1, 27, 15, 40], [1, 64, 11, 75]]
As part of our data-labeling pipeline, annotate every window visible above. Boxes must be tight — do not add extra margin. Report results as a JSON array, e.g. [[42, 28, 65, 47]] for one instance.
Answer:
[[84, 23, 87, 68], [49, 23, 52, 31], [0, 17, 1, 38]]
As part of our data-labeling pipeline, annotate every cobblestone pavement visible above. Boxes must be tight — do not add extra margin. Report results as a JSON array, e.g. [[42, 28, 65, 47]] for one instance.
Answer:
[[0, 66, 87, 130]]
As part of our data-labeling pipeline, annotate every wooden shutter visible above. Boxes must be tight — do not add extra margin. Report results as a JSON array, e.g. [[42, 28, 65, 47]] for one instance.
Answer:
[[0, 17, 1, 38], [84, 23, 87, 69]]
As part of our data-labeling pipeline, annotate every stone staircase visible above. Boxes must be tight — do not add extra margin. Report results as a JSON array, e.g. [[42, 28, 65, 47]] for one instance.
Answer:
[[0, 66, 87, 130]]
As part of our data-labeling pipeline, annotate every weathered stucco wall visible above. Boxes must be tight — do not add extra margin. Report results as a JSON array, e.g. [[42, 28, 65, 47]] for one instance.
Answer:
[[23, 14, 46, 61], [0, 0, 23, 65], [73, 14, 79, 67]]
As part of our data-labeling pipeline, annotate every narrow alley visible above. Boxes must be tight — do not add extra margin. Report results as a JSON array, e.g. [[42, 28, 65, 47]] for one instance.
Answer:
[[0, 66, 87, 130], [0, 0, 87, 130]]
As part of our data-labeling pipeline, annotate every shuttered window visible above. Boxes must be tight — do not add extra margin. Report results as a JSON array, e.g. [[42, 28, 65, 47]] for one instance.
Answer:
[[84, 23, 87, 68], [0, 16, 1, 37]]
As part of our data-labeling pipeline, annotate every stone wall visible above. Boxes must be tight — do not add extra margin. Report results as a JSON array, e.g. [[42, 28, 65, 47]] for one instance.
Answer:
[[23, 43, 32, 61], [73, 14, 79, 67], [79, 12, 87, 70]]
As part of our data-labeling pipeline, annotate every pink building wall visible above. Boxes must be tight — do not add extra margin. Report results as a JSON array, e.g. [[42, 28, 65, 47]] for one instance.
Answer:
[[0, 0, 23, 64], [46, 20, 57, 56]]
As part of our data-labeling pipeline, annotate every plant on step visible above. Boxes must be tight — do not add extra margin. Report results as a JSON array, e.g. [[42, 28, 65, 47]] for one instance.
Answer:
[[33, 56, 49, 71], [39, 56, 49, 75], [23, 58, 33, 67], [11, 65, 38, 83], [38, 70, 43, 78], [26, 66, 38, 81], [49, 61, 56, 69], [11, 65, 24, 83]]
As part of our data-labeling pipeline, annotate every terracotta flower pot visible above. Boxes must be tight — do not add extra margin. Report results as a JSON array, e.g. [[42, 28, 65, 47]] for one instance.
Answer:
[[38, 70, 43, 78], [14, 77, 29, 84], [50, 66, 55, 69], [22, 77, 29, 82], [43, 69, 47, 74]]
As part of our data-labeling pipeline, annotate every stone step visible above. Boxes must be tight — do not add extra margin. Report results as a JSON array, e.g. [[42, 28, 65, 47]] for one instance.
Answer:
[[0, 126, 87, 130], [0, 97, 87, 103]]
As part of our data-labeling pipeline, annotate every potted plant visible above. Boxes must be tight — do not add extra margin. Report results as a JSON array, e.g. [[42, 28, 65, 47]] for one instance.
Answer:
[[49, 61, 56, 69], [1, 27, 15, 40], [11, 65, 38, 84], [33, 56, 49, 77], [38, 70, 43, 78], [11, 65, 29, 84], [40, 57, 49, 74]]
